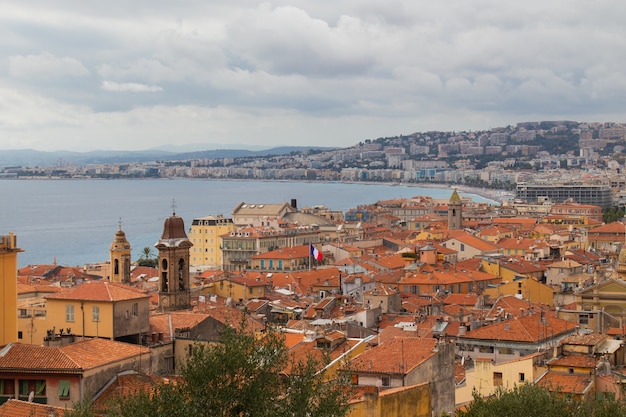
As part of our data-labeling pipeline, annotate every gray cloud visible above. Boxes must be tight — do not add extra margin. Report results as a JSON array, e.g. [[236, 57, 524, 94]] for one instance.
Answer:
[[0, 0, 625, 151]]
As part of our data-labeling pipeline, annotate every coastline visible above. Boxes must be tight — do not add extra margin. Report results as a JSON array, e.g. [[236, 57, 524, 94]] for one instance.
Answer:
[[2, 176, 510, 204]]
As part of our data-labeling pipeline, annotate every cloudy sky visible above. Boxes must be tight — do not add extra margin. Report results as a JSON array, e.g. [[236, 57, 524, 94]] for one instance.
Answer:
[[1, 1, 625, 152]]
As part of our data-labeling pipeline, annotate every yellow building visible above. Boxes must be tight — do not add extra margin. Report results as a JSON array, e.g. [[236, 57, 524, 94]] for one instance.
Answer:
[[189, 215, 234, 268], [456, 353, 546, 407], [0, 233, 22, 345], [483, 277, 554, 306], [43, 281, 151, 343], [347, 383, 432, 417], [210, 276, 266, 302], [481, 256, 545, 283]]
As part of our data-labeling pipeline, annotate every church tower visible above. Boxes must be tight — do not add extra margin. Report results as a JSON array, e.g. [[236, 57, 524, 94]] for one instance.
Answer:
[[110, 221, 132, 283], [155, 204, 193, 311], [448, 189, 463, 230], [0, 233, 23, 345]]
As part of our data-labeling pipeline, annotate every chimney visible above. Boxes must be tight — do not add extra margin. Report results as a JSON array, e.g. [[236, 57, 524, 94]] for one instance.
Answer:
[[291, 199, 297, 209]]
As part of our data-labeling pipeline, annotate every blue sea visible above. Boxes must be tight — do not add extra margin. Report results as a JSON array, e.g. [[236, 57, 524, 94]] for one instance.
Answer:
[[0, 179, 495, 268]]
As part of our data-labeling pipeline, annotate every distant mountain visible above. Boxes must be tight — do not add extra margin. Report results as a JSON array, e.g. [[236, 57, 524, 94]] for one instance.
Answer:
[[168, 146, 336, 161], [0, 146, 337, 167]]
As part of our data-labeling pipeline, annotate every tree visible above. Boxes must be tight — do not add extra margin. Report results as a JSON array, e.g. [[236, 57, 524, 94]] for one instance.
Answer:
[[137, 246, 157, 268], [72, 320, 351, 417], [455, 384, 626, 417]]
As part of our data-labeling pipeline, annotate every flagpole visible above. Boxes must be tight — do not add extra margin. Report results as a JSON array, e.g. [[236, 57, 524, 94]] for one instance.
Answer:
[[309, 244, 312, 271]]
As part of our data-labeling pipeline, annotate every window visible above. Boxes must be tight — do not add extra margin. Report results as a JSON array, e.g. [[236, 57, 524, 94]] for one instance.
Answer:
[[66, 304, 74, 322], [0, 379, 15, 396], [132, 303, 138, 317], [460, 243, 465, 251], [519, 373, 525, 382], [18, 331, 22, 339], [381, 376, 390, 387], [351, 374, 359, 385], [19, 379, 46, 399], [58, 380, 70, 399], [493, 372, 503, 386], [479, 345, 494, 353], [579, 314, 589, 325], [92, 306, 100, 322]]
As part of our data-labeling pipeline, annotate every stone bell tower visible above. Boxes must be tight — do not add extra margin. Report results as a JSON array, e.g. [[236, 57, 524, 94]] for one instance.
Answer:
[[110, 220, 132, 284], [447, 189, 463, 231], [155, 202, 193, 311]]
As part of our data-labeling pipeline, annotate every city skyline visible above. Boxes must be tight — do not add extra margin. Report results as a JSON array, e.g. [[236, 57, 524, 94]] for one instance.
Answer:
[[1, 1, 625, 152]]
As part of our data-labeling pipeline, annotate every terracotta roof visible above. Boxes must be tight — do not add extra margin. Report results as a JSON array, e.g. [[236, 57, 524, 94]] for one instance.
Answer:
[[548, 355, 597, 368], [445, 230, 500, 252], [44, 281, 150, 302], [443, 293, 478, 306], [92, 371, 181, 412], [547, 259, 582, 269], [251, 245, 312, 260], [193, 302, 265, 332], [149, 311, 213, 341], [0, 399, 70, 417], [459, 312, 576, 343], [536, 372, 592, 394], [350, 337, 437, 375], [0, 339, 150, 372]]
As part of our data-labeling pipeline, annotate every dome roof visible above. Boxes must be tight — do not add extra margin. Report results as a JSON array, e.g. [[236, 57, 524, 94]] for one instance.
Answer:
[[161, 215, 188, 240], [110, 229, 131, 251]]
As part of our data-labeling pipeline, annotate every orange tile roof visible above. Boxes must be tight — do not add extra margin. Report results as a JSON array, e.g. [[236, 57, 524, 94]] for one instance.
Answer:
[[460, 312, 576, 343], [0, 399, 70, 417], [283, 332, 306, 349], [445, 230, 500, 252], [59, 338, 150, 370], [192, 303, 264, 332], [548, 355, 597, 368], [44, 281, 149, 302], [0, 339, 150, 372], [536, 372, 592, 394], [251, 245, 312, 260], [92, 371, 175, 412], [150, 311, 214, 341], [443, 293, 478, 306], [350, 337, 437, 375]]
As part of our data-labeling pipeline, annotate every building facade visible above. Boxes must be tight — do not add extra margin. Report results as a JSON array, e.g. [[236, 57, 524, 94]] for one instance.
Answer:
[[189, 215, 234, 268], [0, 233, 22, 346]]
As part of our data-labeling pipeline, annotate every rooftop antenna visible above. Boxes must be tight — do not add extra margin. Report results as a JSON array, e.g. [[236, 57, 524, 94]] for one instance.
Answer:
[[118, 217, 123, 230], [171, 198, 177, 216]]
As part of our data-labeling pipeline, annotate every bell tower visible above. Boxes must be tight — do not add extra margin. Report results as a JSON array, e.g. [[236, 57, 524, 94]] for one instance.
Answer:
[[448, 189, 463, 230], [110, 220, 132, 283], [155, 201, 193, 311]]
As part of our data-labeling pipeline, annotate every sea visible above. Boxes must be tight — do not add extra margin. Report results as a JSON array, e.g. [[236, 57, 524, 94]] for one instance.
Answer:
[[0, 179, 498, 268]]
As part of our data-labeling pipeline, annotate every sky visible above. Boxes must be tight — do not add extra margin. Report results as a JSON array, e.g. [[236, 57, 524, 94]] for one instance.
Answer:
[[1, 1, 625, 152]]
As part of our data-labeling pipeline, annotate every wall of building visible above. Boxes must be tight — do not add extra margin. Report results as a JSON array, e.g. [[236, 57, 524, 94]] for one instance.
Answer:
[[347, 383, 432, 417], [0, 233, 20, 345]]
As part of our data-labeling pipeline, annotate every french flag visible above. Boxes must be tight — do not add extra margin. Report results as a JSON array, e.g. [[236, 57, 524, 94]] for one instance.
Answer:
[[310, 244, 323, 261]]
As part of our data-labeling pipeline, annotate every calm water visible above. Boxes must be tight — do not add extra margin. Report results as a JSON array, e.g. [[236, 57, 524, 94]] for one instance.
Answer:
[[0, 179, 494, 268]]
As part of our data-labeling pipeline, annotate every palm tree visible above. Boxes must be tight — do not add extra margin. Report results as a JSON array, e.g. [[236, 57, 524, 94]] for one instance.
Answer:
[[137, 246, 157, 268], [140, 246, 153, 260]]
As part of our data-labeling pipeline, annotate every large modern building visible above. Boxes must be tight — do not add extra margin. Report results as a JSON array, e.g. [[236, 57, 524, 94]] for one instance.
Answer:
[[516, 181, 613, 208]]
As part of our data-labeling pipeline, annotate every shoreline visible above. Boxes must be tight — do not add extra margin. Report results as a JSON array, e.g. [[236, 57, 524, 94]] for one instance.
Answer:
[[2, 176, 510, 204]]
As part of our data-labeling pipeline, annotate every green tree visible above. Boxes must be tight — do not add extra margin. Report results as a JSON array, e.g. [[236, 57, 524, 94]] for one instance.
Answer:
[[73, 320, 350, 417], [457, 384, 570, 417], [456, 384, 626, 417], [137, 246, 157, 268]]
